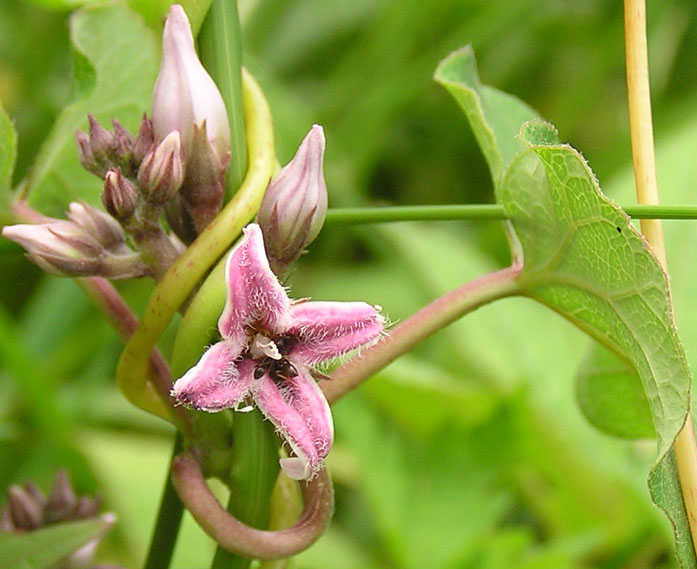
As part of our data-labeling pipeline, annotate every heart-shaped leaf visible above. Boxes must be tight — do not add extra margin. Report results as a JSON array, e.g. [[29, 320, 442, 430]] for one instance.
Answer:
[[434, 45, 539, 188], [437, 46, 693, 567]]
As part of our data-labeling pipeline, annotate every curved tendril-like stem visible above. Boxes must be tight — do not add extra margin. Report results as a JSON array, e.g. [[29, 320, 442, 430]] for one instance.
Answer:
[[171, 451, 334, 560], [322, 264, 522, 404], [116, 68, 275, 421]]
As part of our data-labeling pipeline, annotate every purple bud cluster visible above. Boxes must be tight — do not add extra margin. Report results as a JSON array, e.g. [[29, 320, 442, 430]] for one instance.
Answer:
[[1, 470, 115, 568], [3, 4, 330, 282]]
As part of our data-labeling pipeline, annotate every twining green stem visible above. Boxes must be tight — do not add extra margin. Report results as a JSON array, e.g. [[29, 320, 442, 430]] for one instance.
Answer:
[[211, 410, 280, 569], [144, 435, 185, 569], [324, 204, 697, 225], [116, 70, 274, 421], [171, 254, 227, 378], [198, 0, 248, 197], [323, 264, 522, 404]]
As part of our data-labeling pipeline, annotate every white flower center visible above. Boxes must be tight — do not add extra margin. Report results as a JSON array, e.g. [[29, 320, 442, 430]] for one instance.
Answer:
[[250, 333, 282, 360]]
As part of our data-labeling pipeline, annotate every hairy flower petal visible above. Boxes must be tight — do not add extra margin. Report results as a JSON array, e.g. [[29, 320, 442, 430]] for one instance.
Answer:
[[287, 301, 384, 364], [171, 342, 249, 411], [218, 224, 291, 340], [249, 361, 334, 480]]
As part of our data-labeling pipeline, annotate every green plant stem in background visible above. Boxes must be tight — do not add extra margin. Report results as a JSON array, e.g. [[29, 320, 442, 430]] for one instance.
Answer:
[[198, 0, 248, 198], [144, 435, 185, 569], [324, 204, 697, 224]]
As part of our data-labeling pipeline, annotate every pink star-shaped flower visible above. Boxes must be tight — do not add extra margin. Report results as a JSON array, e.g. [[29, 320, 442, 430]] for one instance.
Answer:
[[172, 224, 384, 479]]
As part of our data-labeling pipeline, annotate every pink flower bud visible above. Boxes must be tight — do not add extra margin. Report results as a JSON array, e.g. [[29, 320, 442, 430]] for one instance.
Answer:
[[76, 115, 143, 179], [67, 201, 126, 250], [152, 4, 230, 162], [137, 131, 185, 205], [102, 169, 138, 222], [132, 115, 155, 166], [3, 210, 147, 279], [257, 125, 328, 275]]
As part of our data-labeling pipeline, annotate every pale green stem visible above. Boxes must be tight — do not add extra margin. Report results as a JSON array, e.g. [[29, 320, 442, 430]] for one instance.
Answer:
[[210, 409, 280, 569], [324, 204, 697, 225]]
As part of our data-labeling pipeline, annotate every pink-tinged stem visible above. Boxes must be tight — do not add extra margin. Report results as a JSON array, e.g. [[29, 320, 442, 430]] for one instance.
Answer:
[[171, 451, 333, 559], [78, 276, 191, 433], [323, 264, 522, 404], [11, 200, 189, 429]]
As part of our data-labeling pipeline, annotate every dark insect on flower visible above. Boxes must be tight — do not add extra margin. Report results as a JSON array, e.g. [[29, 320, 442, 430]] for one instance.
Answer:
[[254, 356, 299, 383]]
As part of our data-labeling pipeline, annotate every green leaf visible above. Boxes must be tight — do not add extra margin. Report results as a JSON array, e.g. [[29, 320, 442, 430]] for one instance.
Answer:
[[603, 109, 697, 569], [649, 449, 697, 569], [499, 121, 693, 566], [0, 517, 111, 569], [22, 0, 102, 9], [0, 101, 17, 218], [433, 45, 540, 188], [502, 120, 690, 462], [575, 343, 654, 439], [22, 3, 158, 216]]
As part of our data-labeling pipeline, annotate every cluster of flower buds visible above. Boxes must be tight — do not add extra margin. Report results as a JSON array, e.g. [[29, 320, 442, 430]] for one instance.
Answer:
[[1, 202, 147, 278], [76, 115, 186, 232], [4, 3, 330, 283], [76, 115, 154, 181], [257, 125, 329, 276], [1, 470, 115, 568]]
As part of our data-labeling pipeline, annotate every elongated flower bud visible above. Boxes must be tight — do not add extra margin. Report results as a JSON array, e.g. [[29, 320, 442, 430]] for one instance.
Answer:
[[152, 4, 230, 162], [132, 115, 155, 166], [2, 210, 147, 279], [257, 125, 328, 275]]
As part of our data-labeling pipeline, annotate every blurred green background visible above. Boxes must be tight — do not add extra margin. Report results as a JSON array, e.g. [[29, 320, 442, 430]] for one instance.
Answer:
[[2, 0, 697, 567]]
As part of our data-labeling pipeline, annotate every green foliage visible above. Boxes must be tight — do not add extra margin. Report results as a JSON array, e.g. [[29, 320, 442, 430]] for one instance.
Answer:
[[575, 344, 654, 439], [434, 46, 539, 187], [504, 123, 689, 459], [23, 2, 157, 216], [0, 102, 16, 221], [0, 517, 110, 569], [4, 1, 697, 568], [436, 46, 693, 568]]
